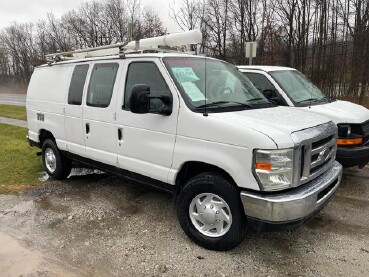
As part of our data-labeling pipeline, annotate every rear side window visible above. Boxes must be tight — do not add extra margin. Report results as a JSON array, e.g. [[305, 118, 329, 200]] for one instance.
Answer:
[[87, 63, 119, 108], [68, 65, 89, 105], [124, 62, 169, 110]]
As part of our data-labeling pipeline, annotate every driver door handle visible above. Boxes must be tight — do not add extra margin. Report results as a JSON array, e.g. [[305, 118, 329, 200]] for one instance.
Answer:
[[86, 123, 90, 134], [118, 128, 123, 141]]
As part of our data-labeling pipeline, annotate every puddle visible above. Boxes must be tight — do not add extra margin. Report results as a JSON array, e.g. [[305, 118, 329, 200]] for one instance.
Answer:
[[39, 168, 106, 182], [36, 196, 71, 213], [69, 168, 105, 177]]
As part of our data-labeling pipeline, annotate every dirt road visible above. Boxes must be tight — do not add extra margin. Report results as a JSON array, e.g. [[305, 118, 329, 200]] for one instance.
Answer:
[[0, 167, 369, 277]]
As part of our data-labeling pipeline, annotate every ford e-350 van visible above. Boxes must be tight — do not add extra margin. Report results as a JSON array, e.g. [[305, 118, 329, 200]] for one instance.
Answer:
[[238, 65, 369, 168], [27, 41, 342, 250]]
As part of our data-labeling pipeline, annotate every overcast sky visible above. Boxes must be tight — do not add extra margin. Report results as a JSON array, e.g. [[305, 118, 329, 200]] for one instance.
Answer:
[[0, 0, 181, 32]]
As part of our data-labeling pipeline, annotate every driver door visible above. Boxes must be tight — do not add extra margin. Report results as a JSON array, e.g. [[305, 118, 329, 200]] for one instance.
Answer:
[[115, 59, 179, 183]]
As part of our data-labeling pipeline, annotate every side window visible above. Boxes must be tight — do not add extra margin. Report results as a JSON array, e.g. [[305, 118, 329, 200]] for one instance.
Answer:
[[68, 65, 89, 105], [124, 62, 169, 110], [243, 72, 276, 92], [86, 63, 119, 108]]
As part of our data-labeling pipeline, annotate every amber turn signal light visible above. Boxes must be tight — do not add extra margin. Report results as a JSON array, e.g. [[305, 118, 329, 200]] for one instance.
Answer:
[[255, 162, 272, 171], [337, 137, 363, 146]]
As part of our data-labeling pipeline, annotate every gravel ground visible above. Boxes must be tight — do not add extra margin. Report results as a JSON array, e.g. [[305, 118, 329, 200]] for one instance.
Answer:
[[0, 167, 369, 277]]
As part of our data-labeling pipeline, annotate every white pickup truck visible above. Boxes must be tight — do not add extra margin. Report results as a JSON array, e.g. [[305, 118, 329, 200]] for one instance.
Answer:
[[26, 45, 342, 250], [238, 65, 369, 168]]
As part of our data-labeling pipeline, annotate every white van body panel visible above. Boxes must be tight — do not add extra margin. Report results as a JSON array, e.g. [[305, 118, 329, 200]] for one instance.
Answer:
[[26, 64, 74, 148], [171, 104, 277, 189], [208, 107, 331, 149], [169, 102, 331, 189], [302, 100, 369, 125]]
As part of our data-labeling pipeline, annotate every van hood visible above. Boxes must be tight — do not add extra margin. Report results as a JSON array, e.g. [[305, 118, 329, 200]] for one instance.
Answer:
[[211, 106, 331, 148], [301, 100, 369, 124]]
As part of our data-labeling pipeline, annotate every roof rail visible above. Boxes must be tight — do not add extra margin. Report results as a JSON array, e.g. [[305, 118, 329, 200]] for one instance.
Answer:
[[46, 29, 202, 64]]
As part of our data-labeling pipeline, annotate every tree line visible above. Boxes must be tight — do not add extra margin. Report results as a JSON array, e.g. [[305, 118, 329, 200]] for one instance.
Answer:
[[1, 0, 368, 104], [0, 0, 166, 90], [170, 0, 369, 104]]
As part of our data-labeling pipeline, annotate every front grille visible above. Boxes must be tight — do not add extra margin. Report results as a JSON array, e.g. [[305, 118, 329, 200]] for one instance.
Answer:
[[361, 120, 369, 137], [291, 122, 338, 187], [360, 120, 369, 144], [312, 135, 333, 149]]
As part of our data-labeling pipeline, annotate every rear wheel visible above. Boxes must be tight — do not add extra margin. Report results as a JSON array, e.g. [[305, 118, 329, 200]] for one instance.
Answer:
[[176, 173, 247, 251], [42, 139, 72, 180]]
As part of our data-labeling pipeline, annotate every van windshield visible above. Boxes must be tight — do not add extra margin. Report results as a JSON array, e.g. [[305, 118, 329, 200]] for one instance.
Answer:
[[163, 57, 272, 112], [269, 70, 330, 105]]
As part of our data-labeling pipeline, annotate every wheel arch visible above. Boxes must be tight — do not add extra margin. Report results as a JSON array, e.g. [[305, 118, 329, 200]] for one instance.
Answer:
[[174, 161, 239, 197], [39, 129, 55, 146]]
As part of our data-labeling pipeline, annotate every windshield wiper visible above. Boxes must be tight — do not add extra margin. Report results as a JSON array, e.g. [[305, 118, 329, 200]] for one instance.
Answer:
[[297, 98, 320, 104], [246, 97, 265, 102], [195, 101, 253, 109], [246, 97, 276, 106], [319, 96, 331, 102]]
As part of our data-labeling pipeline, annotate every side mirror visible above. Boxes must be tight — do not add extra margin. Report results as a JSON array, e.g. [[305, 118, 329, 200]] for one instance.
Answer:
[[129, 84, 173, 115]]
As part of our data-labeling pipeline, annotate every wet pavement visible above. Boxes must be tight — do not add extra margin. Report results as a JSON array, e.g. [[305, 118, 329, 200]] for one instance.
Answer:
[[0, 93, 26, 106], [0, 167, 369, 277]]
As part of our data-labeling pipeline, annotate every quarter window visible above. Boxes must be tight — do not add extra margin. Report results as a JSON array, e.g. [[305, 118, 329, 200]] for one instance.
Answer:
[[68, 65, 89, 105], [86, 63, 119, 108], [124, 62, 169, 110]]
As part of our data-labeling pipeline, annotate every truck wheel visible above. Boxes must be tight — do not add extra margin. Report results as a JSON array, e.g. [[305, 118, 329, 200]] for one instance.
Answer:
[[42, 139, 72, 180], [176, 173, 247, 251]]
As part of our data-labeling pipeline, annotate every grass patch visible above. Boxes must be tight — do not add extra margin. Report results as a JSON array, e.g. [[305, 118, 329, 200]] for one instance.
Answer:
[[0, 123, 42, 193], [0, 104, 27, 121]]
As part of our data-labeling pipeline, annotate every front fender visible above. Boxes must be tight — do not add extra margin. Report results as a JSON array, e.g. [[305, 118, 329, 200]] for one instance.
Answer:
[[169, 136, 261, 190]]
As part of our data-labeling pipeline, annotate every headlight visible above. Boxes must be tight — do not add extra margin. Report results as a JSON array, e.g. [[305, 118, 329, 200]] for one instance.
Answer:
[[254, 148, 295, 191]]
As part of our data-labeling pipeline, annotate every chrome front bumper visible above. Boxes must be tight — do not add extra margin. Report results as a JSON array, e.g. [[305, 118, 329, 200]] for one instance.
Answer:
[[241, 161, 343, 222]]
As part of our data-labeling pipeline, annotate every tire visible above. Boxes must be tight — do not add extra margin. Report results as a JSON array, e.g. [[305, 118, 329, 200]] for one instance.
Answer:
[[176, 172, 247, 251], [42, 139, 72, 180]]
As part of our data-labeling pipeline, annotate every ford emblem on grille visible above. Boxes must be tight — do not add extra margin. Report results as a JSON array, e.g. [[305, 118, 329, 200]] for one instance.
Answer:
[[319, 147, 330, 161]]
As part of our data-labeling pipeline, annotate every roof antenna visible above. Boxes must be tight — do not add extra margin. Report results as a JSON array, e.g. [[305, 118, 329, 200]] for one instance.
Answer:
[[203, 56, 208, 117]]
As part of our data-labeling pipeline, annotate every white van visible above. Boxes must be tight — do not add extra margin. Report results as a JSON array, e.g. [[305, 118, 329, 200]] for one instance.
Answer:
[[238, 65, 369, 168], [26, 45, 342, 250]]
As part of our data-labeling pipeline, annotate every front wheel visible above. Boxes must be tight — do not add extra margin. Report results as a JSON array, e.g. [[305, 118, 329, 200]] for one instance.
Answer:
[[42, 139, 72, 180], [176, 173, 247, 251]]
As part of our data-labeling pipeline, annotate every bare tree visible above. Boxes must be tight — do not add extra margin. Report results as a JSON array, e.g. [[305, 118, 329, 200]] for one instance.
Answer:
[[169, 0, 200, 31]]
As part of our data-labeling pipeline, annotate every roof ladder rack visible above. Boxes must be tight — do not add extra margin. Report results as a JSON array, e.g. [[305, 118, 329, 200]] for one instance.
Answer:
[[46, 29, 202, 64]]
